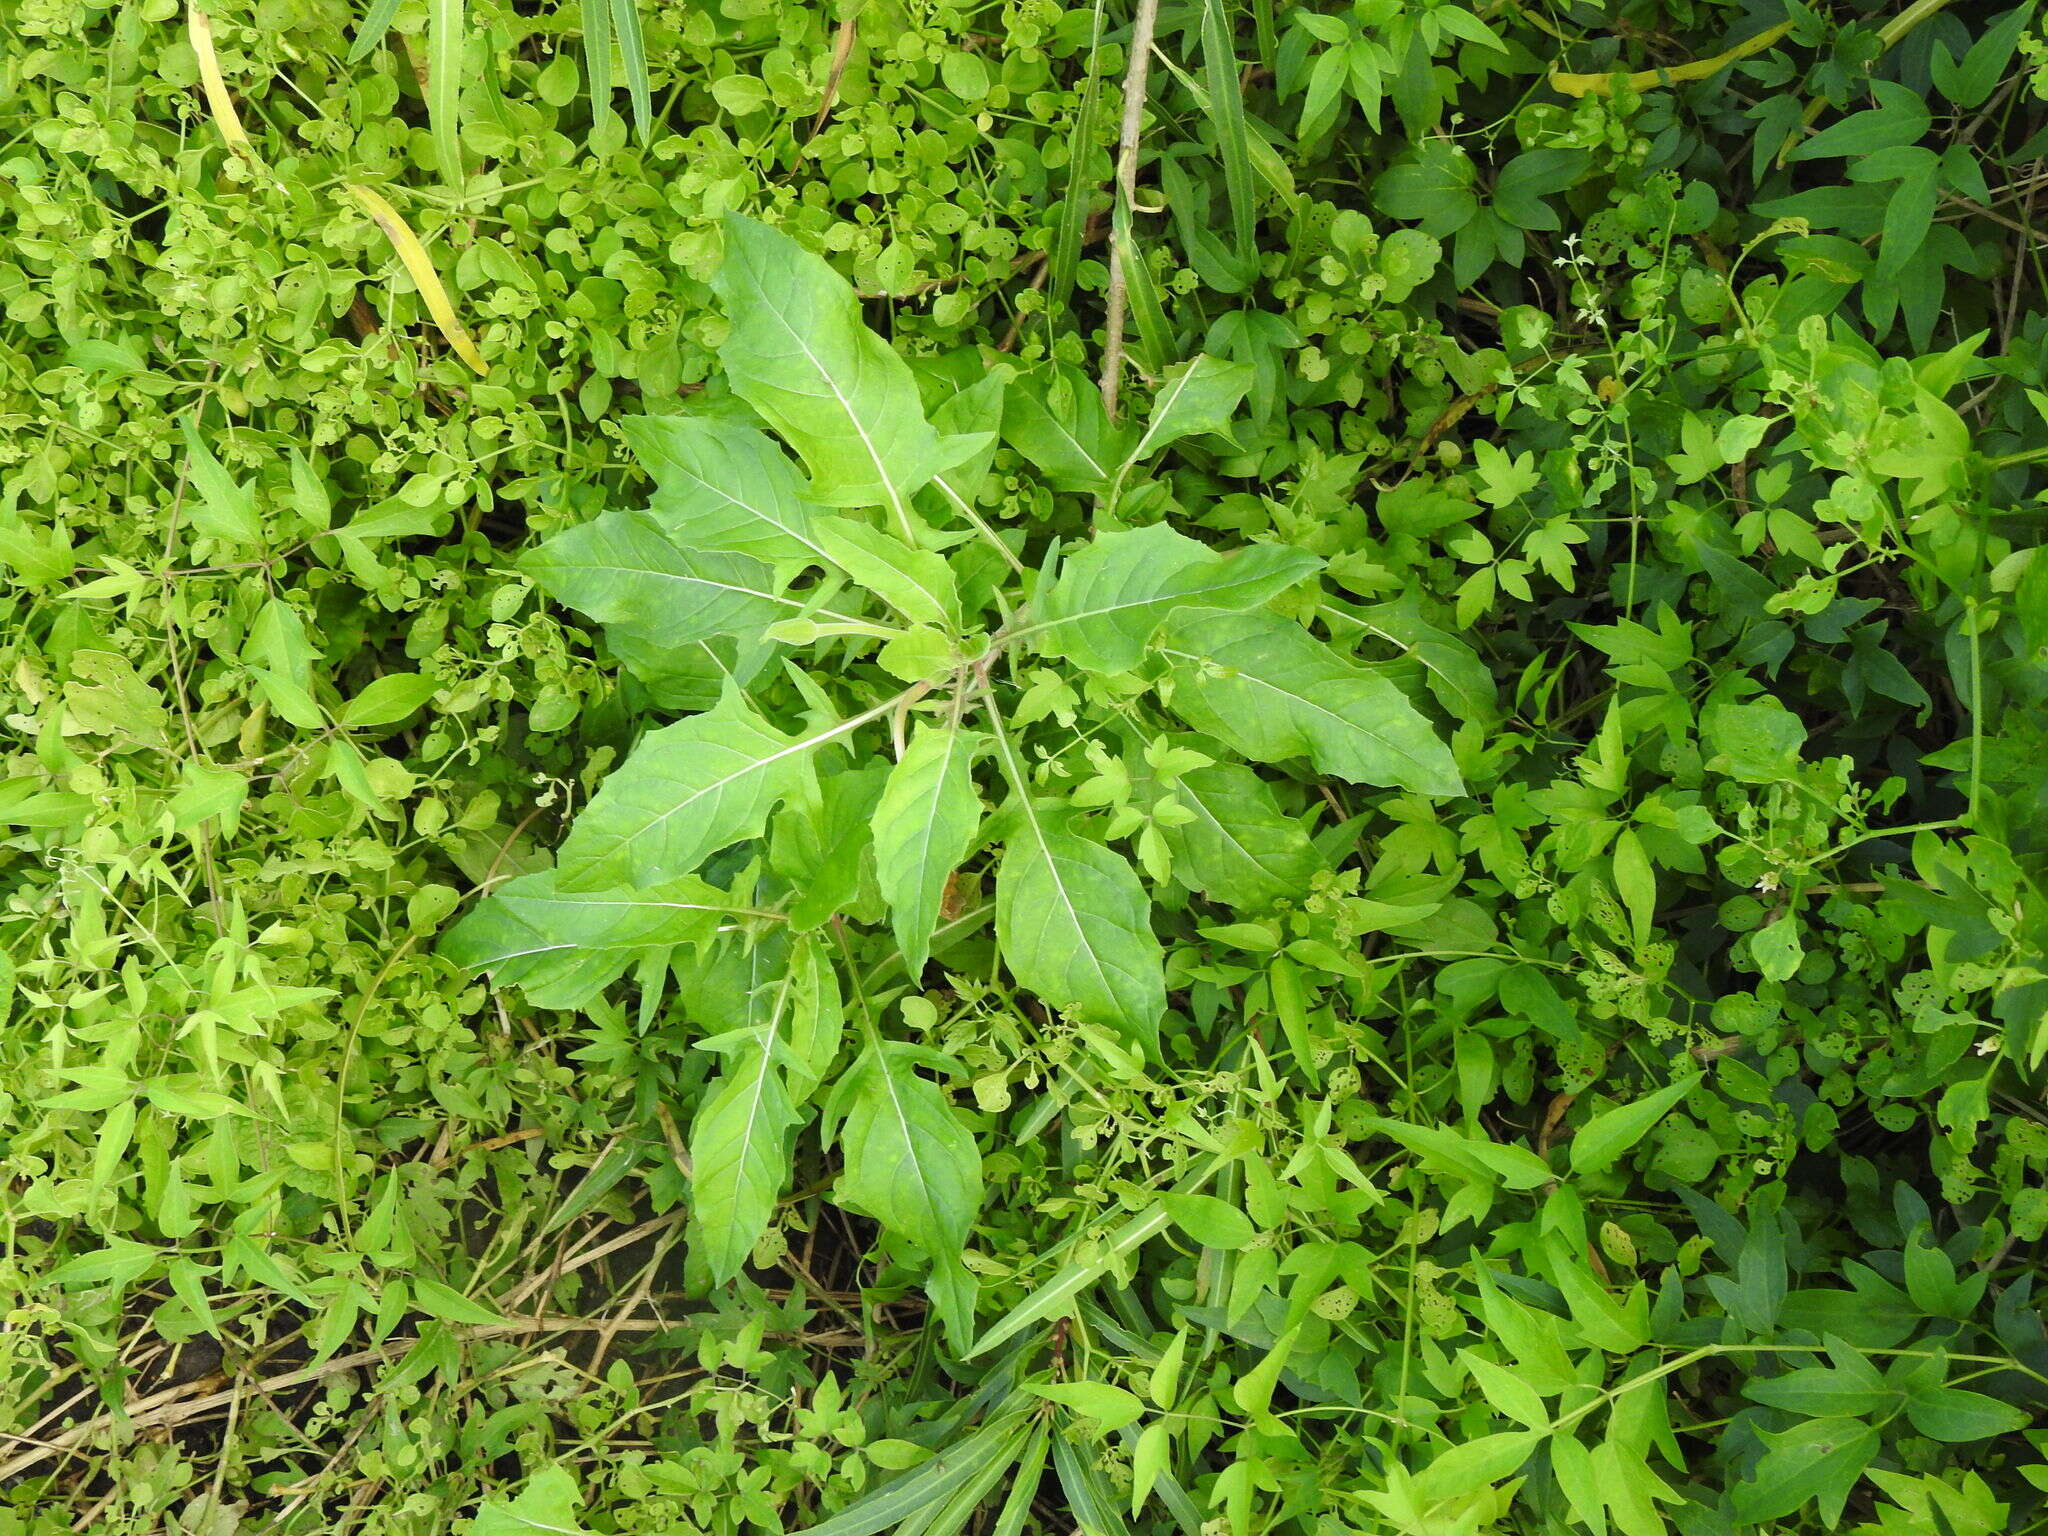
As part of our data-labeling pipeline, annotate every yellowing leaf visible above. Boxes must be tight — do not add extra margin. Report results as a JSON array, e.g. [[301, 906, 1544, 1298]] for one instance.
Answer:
[[1549, 21, 1791, 97], [187, 4, 253, 155], [344, 184, 489, 376]]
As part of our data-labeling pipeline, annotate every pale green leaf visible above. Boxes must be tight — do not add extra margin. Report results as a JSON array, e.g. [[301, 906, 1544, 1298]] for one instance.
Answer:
[[1156, 759, 1324, 909], [1033, 525, 1321, 673], [612, 0, 650, 137], [1159, 609, 1464, 795], [439, 869, 740, 1008], [347, 0, 403, 63], [473, 1467, 589, 1536], [1570, 1072, 1703, 1177], [1021, 1381, 1145, 1433], [713, 214, 950, 530], [815, 516, 961, 629], [995, 803, 1164, 1046], [1125, 354, 1256, 465], [1052, 1431, 1134, 1536], [339, 672, 437, 728], [180, 421, 264, 546], [833, 1044, 983, 1265], [410, 1276, 504, 1326], [555, 688, 825, 890], [928, 367, 1013, 513], [874, 725, 986, 975], [1000, 362, 1131, 493], [692, 1041, 799, 1283], [1413, 1430, 1542, 1504], [621, 414, 828, 563], [520, 509, 817, 648], [1161, 1192, 1254, 1249], [1358, 1115, 1553, 1190]]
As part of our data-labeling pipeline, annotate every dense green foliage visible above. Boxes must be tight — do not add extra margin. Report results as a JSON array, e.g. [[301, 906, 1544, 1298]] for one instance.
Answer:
[[5, 0, 2048, 1533]]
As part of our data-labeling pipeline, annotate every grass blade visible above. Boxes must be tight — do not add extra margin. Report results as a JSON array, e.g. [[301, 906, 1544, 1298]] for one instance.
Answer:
[[1148, 45, 1296, 208], [346, 0, 404, 64], [791, 1415, 1030, 1536], [1046, 0, 1108, 324], [584, 0, 614, 129], [1199, 0, 1257, 264], [427, 0, 463, 183], [1111, 200, 1171, 378], [1051, 1433, 1134, 1536], [344, 183, 490, 375], [612, 0, 651, 139], [968, 1155, 1224, 1358], [985, 1423, 1049, 1536]]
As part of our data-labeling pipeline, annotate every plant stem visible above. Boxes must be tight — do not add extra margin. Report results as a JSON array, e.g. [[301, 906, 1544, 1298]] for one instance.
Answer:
[[1099, 0, 1161, 421]]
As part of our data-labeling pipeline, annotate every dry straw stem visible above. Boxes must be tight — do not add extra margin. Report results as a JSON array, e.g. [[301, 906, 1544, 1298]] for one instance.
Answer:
[[0, 1315, 864, 1485], [1098, 0, 1162, 421], [343, 184, 491, 376], [808, 13, 863, 146], [187, 3, 253, 155]]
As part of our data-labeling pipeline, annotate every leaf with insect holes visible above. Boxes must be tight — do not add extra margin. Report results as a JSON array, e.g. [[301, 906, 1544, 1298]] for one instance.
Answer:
[[1159, 609, 1463, 795]]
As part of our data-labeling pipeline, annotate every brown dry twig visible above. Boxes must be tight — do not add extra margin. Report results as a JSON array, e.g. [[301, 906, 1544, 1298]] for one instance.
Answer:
[[804, 15, 862, 150], [0, 1314, 870, 1486]]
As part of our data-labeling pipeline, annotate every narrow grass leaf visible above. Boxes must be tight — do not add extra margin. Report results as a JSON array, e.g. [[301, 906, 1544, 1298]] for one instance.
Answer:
[[427, 0, 463, 183], [346, 0, 404, 63], [612, 0, 651, 138], [1199, 0, 1257, 261]]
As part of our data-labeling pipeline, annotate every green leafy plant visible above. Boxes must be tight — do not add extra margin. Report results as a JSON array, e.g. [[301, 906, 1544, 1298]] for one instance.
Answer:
[[446, 211, 1461, 1336], [9, 0, 2048, 1532]]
